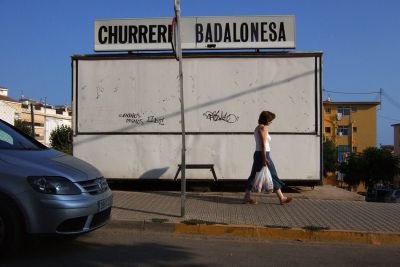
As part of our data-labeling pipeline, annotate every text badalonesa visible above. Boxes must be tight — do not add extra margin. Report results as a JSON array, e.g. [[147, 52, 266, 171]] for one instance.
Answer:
[[98, 22, 287, 44]]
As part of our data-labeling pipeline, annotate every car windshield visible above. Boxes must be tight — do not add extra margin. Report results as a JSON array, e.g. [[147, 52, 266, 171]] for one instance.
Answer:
[[0, 120, 47, 150]]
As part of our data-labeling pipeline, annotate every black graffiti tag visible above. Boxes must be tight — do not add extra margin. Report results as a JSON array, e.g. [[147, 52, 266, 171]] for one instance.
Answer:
[[147, 116, 165, 125], [203, 110, 239, 123], [119, 113, 166, 126]]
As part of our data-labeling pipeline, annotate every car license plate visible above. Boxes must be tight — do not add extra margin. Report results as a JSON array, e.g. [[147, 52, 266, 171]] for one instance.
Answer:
[[98, 196, 112, 212]]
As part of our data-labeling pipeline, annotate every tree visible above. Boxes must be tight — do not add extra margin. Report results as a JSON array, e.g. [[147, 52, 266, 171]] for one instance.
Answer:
[[340, 147, 400, 190], [14, 119, 32, 136], [339, 152, 364, 190], [50, 125, 72, 155], [361, 147, 400, 188], [323, 138, 337, 176]]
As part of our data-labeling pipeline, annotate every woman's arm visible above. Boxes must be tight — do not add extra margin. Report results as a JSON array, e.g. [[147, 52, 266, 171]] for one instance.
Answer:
[[259, 125, 269, 166]]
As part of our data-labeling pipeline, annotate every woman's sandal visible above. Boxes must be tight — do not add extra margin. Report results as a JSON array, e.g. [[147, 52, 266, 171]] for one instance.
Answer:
[[280, 197, 293, 205], [243, 198, 258, 204]]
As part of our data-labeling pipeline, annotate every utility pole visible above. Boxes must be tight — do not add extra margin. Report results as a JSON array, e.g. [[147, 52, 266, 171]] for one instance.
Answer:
[[30, 102, 35, 138], [174, 0, 186, 217]]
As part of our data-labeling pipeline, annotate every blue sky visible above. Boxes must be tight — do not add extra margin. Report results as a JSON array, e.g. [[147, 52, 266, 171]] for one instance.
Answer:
[[1, 0, 399, 145]]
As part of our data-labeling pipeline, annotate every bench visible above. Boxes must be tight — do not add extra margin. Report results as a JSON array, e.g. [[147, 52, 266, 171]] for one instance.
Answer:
[[173, 164, 218, 181]]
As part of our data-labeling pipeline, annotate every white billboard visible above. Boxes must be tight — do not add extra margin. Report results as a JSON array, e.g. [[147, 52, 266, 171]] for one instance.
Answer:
[[94, 16, 295, 51], [72, 52, 321, 182]]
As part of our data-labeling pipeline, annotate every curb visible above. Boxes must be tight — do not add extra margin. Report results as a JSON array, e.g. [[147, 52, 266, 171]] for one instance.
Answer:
[[107, 220, 400, 245]]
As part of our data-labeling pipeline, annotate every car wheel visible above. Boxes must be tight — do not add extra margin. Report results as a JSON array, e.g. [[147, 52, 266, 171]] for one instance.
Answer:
[[0, 199, 24, 256]]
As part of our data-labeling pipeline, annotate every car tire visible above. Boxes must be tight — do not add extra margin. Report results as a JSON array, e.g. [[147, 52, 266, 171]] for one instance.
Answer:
[[0, 197, 24, 257]]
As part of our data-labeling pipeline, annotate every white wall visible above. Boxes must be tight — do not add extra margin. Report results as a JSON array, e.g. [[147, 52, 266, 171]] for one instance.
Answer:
[[0, 101, 16, 125]]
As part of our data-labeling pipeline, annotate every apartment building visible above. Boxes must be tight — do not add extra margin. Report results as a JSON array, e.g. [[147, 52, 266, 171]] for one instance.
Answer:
[[0, 86, 21, 124], [323, 100, 380, 161], [0, 88, 71, 146]]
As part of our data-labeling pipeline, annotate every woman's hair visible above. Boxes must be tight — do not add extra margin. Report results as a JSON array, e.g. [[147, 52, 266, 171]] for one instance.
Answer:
[[258, 111, 276, 125]]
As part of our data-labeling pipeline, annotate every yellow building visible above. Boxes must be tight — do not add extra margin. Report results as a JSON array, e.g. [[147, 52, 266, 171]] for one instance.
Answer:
[[323, 100, 380, 191], [323, 100, 380, 160]]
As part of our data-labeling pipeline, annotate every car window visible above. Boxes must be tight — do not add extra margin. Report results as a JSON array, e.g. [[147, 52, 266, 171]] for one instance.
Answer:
[[0, 120, 46, 150], [0, 130, 13, 145]]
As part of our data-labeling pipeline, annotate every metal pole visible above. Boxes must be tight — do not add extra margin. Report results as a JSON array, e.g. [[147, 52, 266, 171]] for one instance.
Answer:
[[30, 102, 35, 138], [44, 97, 47, 145], [174, 0, 186, 217]]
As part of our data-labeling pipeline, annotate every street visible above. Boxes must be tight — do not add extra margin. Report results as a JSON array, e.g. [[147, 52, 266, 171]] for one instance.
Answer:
[[1, 226, 399, 267]]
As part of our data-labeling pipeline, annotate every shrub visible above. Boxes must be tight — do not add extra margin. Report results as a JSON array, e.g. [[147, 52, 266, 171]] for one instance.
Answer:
[[14, 119, 32, 136], [50, 125, 72, 155]]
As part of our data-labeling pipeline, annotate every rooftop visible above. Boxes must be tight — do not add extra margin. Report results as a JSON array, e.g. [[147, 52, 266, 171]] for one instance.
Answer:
[[0, 94, 19, 103]]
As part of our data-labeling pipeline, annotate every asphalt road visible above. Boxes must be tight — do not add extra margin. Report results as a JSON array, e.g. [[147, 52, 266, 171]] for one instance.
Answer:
[[1, 226, 400, 267]]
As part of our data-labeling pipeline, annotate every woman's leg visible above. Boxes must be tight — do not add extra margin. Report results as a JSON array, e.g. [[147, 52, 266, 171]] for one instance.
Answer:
[[244, 152, 262, 203], [275, 189, 292, 204], [266, 152, 292, 204]]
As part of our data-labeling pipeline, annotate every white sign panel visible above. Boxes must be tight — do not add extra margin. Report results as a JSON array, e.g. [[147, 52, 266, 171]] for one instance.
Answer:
[[94, 16, 295, 51]]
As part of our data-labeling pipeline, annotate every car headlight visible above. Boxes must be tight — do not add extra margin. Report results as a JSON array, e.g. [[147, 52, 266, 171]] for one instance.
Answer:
[[27, 176, 82, 195]]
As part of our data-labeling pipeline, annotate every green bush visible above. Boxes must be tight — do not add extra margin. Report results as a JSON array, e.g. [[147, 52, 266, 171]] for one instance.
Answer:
[[340, 147, 400, 190], [323, 138, 337, 176], [50, 125, 72, 155], [14, 119, 32, 136]]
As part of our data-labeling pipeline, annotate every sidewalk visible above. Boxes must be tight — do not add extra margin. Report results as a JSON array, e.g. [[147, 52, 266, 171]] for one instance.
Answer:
[[108, 186, 400, 245]]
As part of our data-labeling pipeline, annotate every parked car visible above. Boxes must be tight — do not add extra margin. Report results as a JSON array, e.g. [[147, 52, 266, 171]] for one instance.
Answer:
[[365, 188, 392, 202], [384, 189, 400, 203], [0, 119, 112, 255]]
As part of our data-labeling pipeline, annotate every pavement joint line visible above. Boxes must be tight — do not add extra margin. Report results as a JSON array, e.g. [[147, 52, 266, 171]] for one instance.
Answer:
[[107, 219, 400, 245]]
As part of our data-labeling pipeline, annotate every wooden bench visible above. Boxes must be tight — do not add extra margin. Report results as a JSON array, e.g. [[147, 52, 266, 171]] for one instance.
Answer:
[[174, 164, 218, 181]]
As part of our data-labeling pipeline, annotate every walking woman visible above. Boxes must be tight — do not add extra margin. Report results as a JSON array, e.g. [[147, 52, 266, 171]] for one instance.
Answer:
[[243, 111, 293, 205]]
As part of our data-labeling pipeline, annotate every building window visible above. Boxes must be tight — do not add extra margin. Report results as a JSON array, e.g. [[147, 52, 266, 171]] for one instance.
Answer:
[[21, 104, 28, 109], [351, 106, 357, 112], [352, 146, 357, 152], [325, 107, 331, 113], [56, 109, 64, 115], [352, 127, 357, 133], [338, 145, 351, 162], [34, 105, 42, 111], [337, 126, 349, 136], [337, 106, 351, 116], [325, 127, 331, 134]]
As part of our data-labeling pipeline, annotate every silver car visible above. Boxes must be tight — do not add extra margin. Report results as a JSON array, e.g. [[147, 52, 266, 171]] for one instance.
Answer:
[[0, 119, 112, 255]]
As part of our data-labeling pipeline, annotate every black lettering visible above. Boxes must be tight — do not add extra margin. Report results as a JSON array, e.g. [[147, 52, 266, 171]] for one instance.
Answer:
[[98, 26, 107, 44], [224, 23, 231, 42], [269, 22, 277, 41], [278, 22, 286, 41], [233, 23, 240, 42], [149, 25, 157, 43], [138, 25, 148, 43], [158, 25, 167, 43], [214, 23, 222, 42], [250, 23, 259, 42], [118, 26, 127, 44], [129, 25, 138, 43], [205, 23, 212, 42], [261, 22, 268, 42], [108, 26, 118, 44], [196, 23, 203, 43], [168, 24, 173, 42], [240, 23, 249, 42]]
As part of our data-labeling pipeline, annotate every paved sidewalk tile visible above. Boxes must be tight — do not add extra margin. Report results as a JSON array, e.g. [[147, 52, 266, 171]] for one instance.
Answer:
[[111, 191, 400, 232]]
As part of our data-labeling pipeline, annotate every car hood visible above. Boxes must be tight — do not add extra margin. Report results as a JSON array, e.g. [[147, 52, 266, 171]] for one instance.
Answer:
[[0, 148, 102, 182]]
